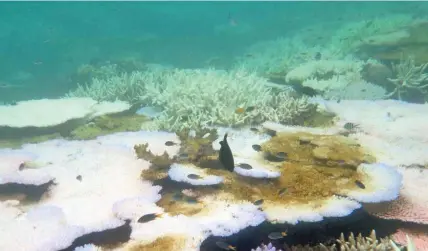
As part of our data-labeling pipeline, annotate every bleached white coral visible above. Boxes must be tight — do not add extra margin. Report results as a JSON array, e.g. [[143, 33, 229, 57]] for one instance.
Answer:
[[0, 98, 130, 128], [168, 163, 224, 186], [251, 242, 280, 251], [386, 56, 428, 100], [285, 59, 365, 92]]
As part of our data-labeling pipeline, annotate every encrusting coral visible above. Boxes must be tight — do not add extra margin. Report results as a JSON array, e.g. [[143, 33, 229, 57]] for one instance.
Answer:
[[135, 125, 401, 226]]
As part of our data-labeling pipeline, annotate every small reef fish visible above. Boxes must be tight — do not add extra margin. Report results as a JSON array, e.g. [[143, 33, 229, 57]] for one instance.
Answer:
[[314, 52, 322, 60], [268, 152, 288, 162], [135, 106, 163, 118], [216, 241, 236, 250], [219, 133, 235, 172], [249, 127, 259, 132], [76, 175, 82, 181], [355, 180, 365, 189], [235, 106, 256, 114], [275, 152, 288, 161], [253, 199, 264, 206], [343, 122, 359, 131], [138, 213, 161, 223], [289, 83, 319, 97], [18, 162, 26, 171], [185, 197, 198, 204], [237, 163, 253, 170], [278, 188, 287, 196], [165, 141, 177, 146], [187, 174, 202, 180], [252, 144, 262, 152], [268, 231, 287, 240], [177, 153, 189, 161]]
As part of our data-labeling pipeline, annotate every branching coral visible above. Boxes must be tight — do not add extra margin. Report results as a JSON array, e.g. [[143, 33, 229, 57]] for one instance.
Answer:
[[66, 67, 316, 132], [252, 230, 412, 251], [386, 56, 428, 100]]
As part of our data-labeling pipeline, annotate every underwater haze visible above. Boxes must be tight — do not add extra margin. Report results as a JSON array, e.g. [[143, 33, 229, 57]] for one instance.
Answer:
[[0, 1, 426, 101], [2, 1, 428, 251]]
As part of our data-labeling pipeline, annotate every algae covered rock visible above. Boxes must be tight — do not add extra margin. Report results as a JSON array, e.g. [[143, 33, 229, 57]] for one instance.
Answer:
[[70, 114, 149, 140]]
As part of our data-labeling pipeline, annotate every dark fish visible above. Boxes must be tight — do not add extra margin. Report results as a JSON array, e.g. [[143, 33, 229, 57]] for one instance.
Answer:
[[216, 241, 236, 250], [186, 197, 198, 204], [278, 188, 287, 196], [268, 231, 287, 240], [288, 83, 319, 97], [246, 106, 256, 112], [299, 138, 311, 145], [165, 141, 176, 146], [172, 193, 183, 201], [18, 162, 25, 171], [314, 52, 322, 60], [238, 163, 253, 170], [266, 152, 288, 162], [299, 86, 319, 97], [178, 153, 189, 161], [344, 122, 359, 131], [253, 199, 264, 206], [187, 174, 202, 180], [250, 127, 259, 132], [337, 98, 341, 103], [275, 152, 288, 160], [252, 144, 262, 152], [355, 180, 365, 189], [138, 213, 160, 223], [76, 175, 82, 181], [219, 133, 235, 172]]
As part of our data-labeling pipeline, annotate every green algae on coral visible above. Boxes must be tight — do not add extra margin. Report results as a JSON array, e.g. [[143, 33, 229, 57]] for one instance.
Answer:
[[69, 114, 149, 140]]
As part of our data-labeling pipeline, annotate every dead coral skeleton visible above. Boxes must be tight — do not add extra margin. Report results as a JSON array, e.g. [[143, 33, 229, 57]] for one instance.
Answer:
[[386, 56, 428, 100]]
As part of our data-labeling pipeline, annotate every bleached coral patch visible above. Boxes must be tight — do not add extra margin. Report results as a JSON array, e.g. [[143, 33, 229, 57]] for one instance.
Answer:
[[234, 157, 281, 178], [0, 168, 54, 186], [342, 163, 402, 203], [196, 200, 265, 236], [97, 130, 180, 157], [212, 127, 271, 158], [263, 196, 361, 225], [112, 193, 163, 221], [0, 205, 85, 251], [322, 99, 428, 166], [168, 163, 223, 186]]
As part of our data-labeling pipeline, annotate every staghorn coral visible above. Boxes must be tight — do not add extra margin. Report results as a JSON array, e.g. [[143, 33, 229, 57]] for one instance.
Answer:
[[253, 230, 404, 251], [67, 67, 316, 132], [386, 56, 428, 100]]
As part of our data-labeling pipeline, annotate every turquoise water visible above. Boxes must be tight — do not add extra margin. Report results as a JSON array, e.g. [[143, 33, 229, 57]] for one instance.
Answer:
[[1, 3, 428, 250], [0, 1, 426, 102]]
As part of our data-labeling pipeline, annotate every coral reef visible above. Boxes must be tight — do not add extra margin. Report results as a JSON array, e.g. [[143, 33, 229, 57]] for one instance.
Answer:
[[70, 114, 149, 140], [137, 126, 400, 227], [0, 98, 131, 141], [355, 20, 428, 64], [67, 68, 316, 131], [385, 56, 428, 101], [285, 59, 366, 92], [256, 230, 397, 251]]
